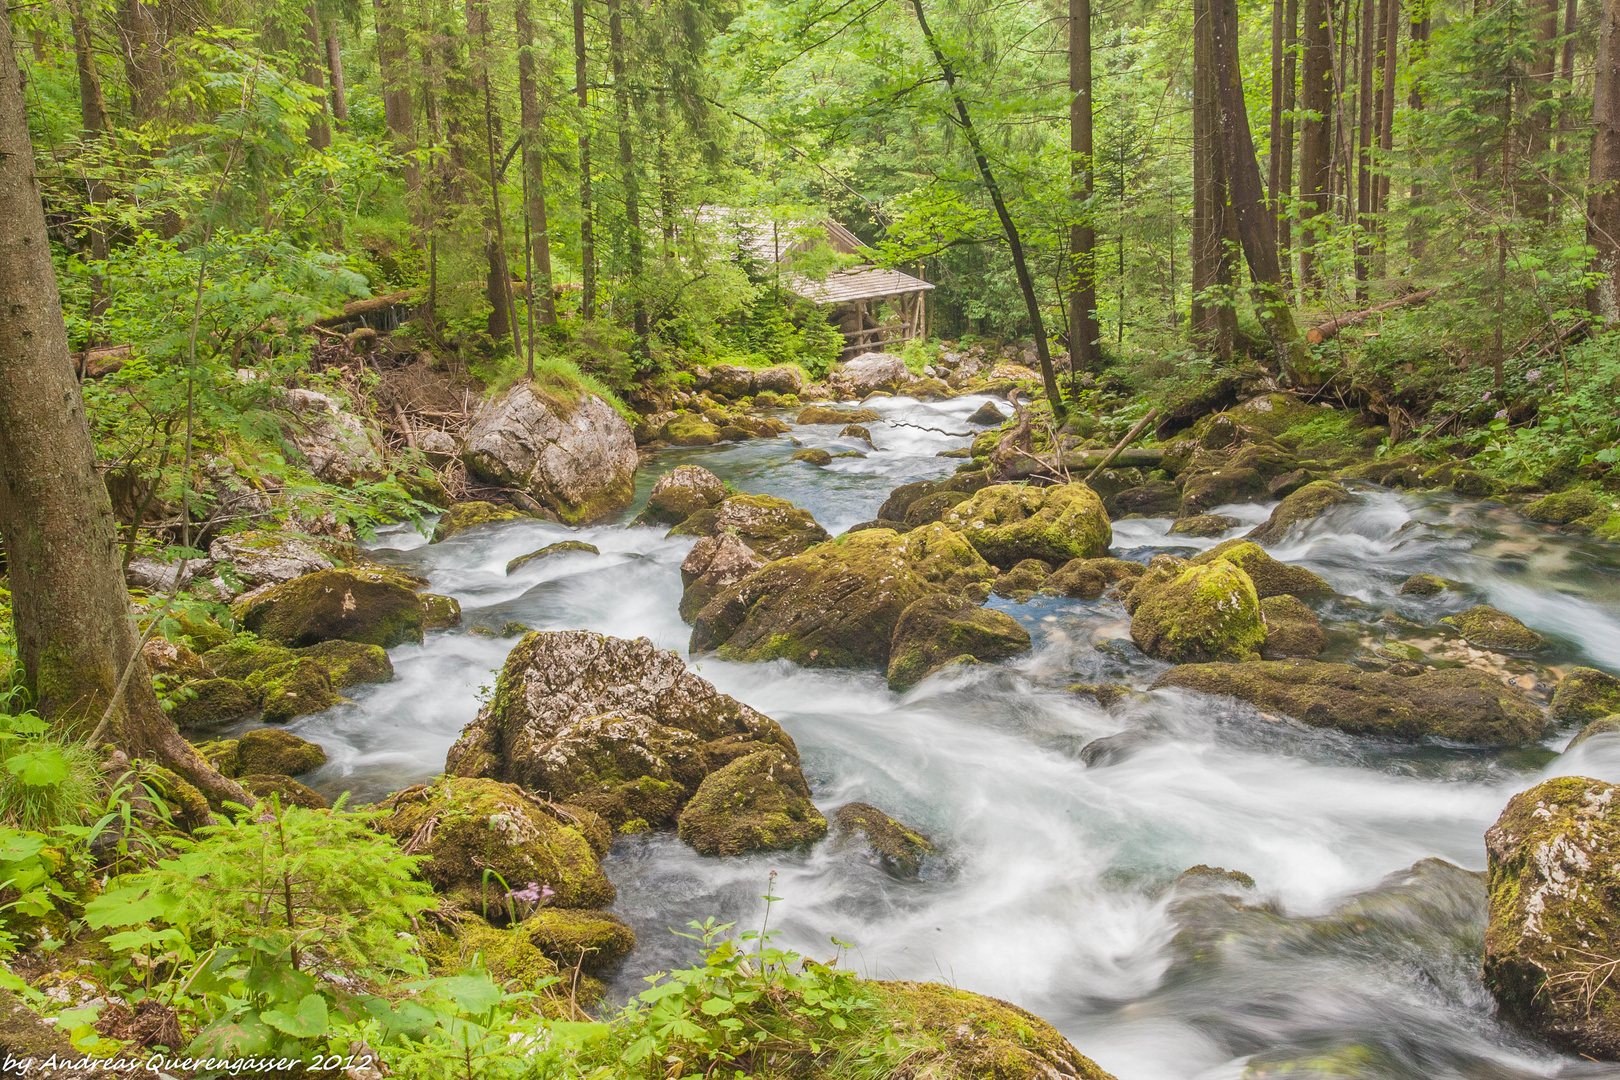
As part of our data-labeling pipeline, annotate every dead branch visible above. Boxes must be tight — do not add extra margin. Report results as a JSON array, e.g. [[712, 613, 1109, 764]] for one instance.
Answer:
[[1305, 287, 1441, 344]]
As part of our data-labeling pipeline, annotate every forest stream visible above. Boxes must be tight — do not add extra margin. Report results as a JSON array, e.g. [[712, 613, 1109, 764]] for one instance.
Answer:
[[249, 394, 1619, 1080]]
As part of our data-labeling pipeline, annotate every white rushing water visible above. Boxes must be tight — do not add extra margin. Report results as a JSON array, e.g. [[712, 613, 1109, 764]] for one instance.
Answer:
[[277, 394, 1620, 1079]]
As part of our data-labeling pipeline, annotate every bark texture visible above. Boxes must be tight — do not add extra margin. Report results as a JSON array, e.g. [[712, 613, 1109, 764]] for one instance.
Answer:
[[1590, 0, 1620, 321], [1069, 0, 1100, 373]]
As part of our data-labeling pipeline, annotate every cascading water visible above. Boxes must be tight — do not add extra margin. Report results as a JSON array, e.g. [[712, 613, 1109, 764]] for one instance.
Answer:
[[276, 393, 1620, 1079]]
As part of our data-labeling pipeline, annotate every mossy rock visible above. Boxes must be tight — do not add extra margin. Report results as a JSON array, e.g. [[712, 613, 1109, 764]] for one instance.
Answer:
[[506, 541, 599, 574], [664, 413, 722, 446], [1549, 667, 1620, 724], [991, 558, 1052, 599], [1178, 467, 1266, 516], [942, 483, 1111, 568], [667, 493, 830, 561], [432, 501, 532, 543], [904, 489, 972, 527], [870, 981, 1118, 1080], [1568, 714, 1620, 749], [192, 737, 241, 777], [1123, 554, 1191, 614], [1523, 490, 1608, 526], [377, 777, 615, 914], [833, 802, 934, 876], [1105, 481, 1182, 518], [635, 465, 726, 525], [691, 524, 994, 669], [1042, 557, 1146, 600], [1440, 605, 1544, 652], [840, 423, 873, 443], [967, 400, 1007, 425], [202, 638, 298, 680], [1130, 558, 1266, 663], [296, 639, 393, 687], [170, 678, 255, 727], [792, 447, 832, 465], [1192, 540, 1331, 599], [679, 533, 770, 622], [142, 638, 210, 679], [0, 989, 83, 1065], [1399, 573, 1452, 596], [235, 567, 427, 648], [1260, 594, 1326, 659], [1154, 659, 1545, 744], [239, 773, 329, 810], [1169, 514, 1240, 538], [1484, 776, 1620, 1059], [235, 728, 326, 776], [244, 658, 340, 724], [676, 748, 827, 856], [517, 908, 636, 973], [421, 593, 462, 630], [796, 405, 880, 425], [1246, 480, 1354, 545], [887, 594, 1032, 691], [431, 916, 560, 989]]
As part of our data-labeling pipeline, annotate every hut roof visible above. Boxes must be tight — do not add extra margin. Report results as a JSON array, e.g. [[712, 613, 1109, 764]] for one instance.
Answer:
[[708, 211, 934, 306]]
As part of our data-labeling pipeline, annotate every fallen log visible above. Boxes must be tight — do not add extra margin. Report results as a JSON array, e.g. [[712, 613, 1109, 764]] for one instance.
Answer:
[[312, 289, 418, 328], [1004, 446, 1164, 481], [74, 344, 131, 379], [1085, 408, 1159, 484], [1305, 287, 1440, 345]]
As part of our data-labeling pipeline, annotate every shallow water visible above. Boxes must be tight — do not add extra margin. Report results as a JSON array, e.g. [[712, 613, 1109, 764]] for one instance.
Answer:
[[285, 392, 1620, 1079]]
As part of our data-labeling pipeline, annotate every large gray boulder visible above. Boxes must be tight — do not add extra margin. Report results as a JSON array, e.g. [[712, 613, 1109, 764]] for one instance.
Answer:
[[834, 352, 914, 397], [209, 531, 335, 592], [281, 388, 385, 486], [460, 384, 637, 525]]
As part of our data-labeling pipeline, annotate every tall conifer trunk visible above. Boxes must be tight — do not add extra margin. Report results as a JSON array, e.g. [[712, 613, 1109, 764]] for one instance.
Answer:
[[1588, 0, 1620, 320], [373, 0, 419, 190], [1193, 0, 1237, 358], [516, 0, 558, 326], [1299, 0, 1332, 292], [1069, 0, 1099, 374], [575, 0, 596, 319], [608, 0, 648, 358]]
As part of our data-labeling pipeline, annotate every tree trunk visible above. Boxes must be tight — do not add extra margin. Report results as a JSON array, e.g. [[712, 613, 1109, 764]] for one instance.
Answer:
[[1281, 0, 1298, 286], [372, 0, 418, 190], [116, 0, 164, 123], [1210, 0, 1312, 381], [1193, 0, 1238, 359], [515, 0, 558, 326], [303, 4, 331, 150], [0, 20, 243, 807], [67, 0, 112, 323], [1557, 0, 1579, 159], [575, 0, 596, 320], [1353, 0, 1374, 298], [1407, 6, 1430, 259], [1588, 0, 1620, 321], [325, 19, 348, 125], [608, 0, 648, 358], [468, 0, 515, 348], [1069, 0, 1099, 374], [906, 0, 1065, 414], [1269, 0, 1286, 238], [1299, 0, 1331, 291]]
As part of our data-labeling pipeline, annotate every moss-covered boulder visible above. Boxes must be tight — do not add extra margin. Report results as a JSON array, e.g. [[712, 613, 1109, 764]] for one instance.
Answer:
[[244, 658, 340, 723], [1042, 557, 1145, 600], [942, 483, 1111, 568], [1169, 514, 1241, 538], [967, 400, 1007, 425], [676, 748, 827, 856], [1154, 659, 1545, 744], [378, 777, 615, 913], [1178, 467, 1266, 517], [296, 639, 394, 687], [433, 501, 533, 543], [1568, 714, 1620, 749], [991, 558, 1052, 599], [833, 802, 934, 876], [791, 447, 832, 465], [506, 540, 599, 574], [679, 533, 769, 622], [664, 412, 721, 446], [235, 567, 426, 648], [887, 594, 1031, 691], [1399, 573, 1453, 596], [1123, 554, 1191, 614], [1522, 490, 1608, 526], [1104, 481, 1182, 518], [233, 728, 326, 776], [1441, 605, 1544, 652], [1260, 595, 1326, 659], [1191, 540, 1331, 599], [635, 465, 727, 525], [1484, 776, 1620, 1059], [1549, 668, 1620, 724], [797, 405, 880, 426], [668, 493, 829, 561], [1130, 559, 1266, 663], [446, 630, 801, 833], [432, 916, 561, 988], [516, 909, 636, 973], [691, 524, 994, 669], [1246, 480, 1354, 545], [240, 773, 329, 810], [170, 678, 255, 727], [420, 592, 462, 630], [904, 489, 972, 527], [869, 981, 1118, 1080]]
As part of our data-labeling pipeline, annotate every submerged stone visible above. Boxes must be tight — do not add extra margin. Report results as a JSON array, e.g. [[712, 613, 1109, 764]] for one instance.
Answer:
[[506, 540, 599, 574], [676, 747, 827, 856], [1440, 605, 1544, 653], [1246, 480, 1353, 545], [833, 802, 935, 876], [887, 593, 1032, 691]]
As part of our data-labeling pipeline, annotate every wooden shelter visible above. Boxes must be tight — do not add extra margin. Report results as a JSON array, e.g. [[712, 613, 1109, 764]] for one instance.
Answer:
[[718, 213, 935, 357]]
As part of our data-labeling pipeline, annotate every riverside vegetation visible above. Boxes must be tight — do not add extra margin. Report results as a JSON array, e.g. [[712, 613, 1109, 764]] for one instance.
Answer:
[[9, 0, 1620, 1073]]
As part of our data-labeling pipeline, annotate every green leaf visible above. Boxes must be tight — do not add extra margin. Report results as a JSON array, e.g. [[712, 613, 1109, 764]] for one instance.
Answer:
[[699, 997, 736, 1016], [548, 1020, 611, 1045], [188, 1011, 275, 1057], [435, 973, 502, 1014], [261, 992, 329, 1038], [84, 886, 170, 929], [6, 747, 70, 787]]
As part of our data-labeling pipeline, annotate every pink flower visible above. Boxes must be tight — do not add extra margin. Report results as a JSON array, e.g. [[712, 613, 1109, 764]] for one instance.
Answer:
[[1494, 409, 1509, 420], [1481, 391, 1492, 402]]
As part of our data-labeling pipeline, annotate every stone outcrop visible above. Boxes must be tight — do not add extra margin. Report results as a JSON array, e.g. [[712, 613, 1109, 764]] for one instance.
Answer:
[[1259, 594, 1326, 658], [234, 567, 440, 648], [1190, 540, 1331, 599], [668, 493, 829, 560], [635, 465, 727, 525], [460, 384, 638, 524], [832, 352, 914, 397], [1246, 480, 1353, 545], [432, 501, 534, 542], [1130, 558, 1266, 663], [1484, 776, 1620, 1059], [280, 388, 385, 486], [208, 530, 335, 592], [1042, 557, 1146, 600], [506, 541, 598, 574], [1154, 659, 1545, 744], [676, 747, 828, 856], [1550, 668, 1620, 724], [886, 593, 1031, 690], [679, 533, 769, 621], [942, 483, 1111, 568]]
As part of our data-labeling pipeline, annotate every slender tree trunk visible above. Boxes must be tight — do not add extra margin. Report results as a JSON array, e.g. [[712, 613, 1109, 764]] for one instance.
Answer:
[[325, 19, 348, 125], [1211, 0, 1312, 381], [1299, 0, 1331, 291], [608, 0, 648, 358], [303, 4, 331, 150], [0, 20, 243, 806], [1193, 0, 1237, 358], [575, 0, 596, 320], [1557, 0, 1579, 160], [468, 0, 514, 346], [116, 0, 164, 123], [1407, 6, 1430, 258], [1372, 0, 1397, 279], [1588, 0, 1620, 321], [1269, 0, 1286, 234], [1353, 0, 1374, 298], [656, 92, 676, 258], [1523, 0, 1560, 221], [1281, 0, 1298, 287], [67, 0, 112, 323], [515, 0, 558, 326], [906, 0, 1065, 414], [1069, 0, 1099, 374], [373, 0, 419, 190]]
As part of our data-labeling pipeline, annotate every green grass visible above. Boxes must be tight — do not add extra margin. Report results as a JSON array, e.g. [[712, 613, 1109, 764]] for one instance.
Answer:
[[481, 354, 636, 422]]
